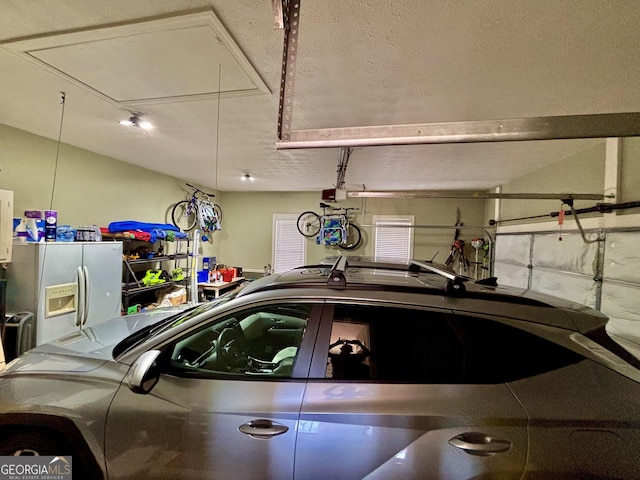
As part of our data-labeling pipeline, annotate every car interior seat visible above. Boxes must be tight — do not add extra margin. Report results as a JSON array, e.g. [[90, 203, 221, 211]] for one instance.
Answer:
[[271, 346, 297, 363], [271, 346, 298, 376]]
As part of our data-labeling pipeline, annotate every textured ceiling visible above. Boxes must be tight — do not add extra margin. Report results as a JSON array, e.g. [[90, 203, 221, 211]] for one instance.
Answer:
[[1, 1, 639, 193]]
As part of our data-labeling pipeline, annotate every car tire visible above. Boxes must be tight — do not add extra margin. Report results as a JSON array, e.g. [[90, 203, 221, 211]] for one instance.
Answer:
[[0, 427, 93, 478], [0, 427, 68, 455]]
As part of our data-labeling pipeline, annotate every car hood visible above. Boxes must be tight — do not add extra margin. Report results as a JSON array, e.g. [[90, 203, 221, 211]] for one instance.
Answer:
[[3, 307, 184, 374]]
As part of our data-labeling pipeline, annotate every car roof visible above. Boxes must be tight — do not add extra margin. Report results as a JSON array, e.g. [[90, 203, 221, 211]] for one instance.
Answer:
[[237, 256, 609, 334]]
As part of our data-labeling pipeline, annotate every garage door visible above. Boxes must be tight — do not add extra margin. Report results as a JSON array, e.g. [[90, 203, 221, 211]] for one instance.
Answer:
[[601, 231, 640, 342], [494, 230, 640, 341]]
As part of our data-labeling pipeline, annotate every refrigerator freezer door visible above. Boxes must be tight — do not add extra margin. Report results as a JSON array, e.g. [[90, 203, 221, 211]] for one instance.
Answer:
[[82, 266, 89, 326], [81, 242, 123, 328], [76, 266, 85, 326]]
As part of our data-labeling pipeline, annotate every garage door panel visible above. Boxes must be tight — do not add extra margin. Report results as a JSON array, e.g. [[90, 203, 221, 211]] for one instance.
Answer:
[[603, 232, 640, 284], [601, 281, 640, 337], [494, 235, 531, 264], [532, 233, 599, 276], [494, 262, 529, 289], [530, 269, 597, 309]]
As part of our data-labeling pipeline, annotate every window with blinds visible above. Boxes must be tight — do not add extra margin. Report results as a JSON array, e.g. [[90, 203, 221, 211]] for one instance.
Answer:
[[373, 215, 414, 262], [272, 214, 306, 273]]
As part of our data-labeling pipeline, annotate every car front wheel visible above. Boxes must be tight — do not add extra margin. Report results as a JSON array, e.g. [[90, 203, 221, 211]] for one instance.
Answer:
[[0, 427, 97, 478], [0, 428, 67, 456]]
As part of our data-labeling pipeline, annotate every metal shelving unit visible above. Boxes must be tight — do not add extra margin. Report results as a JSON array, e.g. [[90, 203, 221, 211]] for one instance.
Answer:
[[121, 237, 191, 314]]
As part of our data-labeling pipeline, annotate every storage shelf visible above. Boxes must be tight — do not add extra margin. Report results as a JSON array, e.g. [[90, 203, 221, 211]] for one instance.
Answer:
[[119, 236, 192, 314], [125, 253, 188, 264], [122, 279, 187, 295]]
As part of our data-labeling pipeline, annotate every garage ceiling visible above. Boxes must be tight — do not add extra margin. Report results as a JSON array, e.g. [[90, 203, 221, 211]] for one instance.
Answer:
[[1, 1, 639, 193]]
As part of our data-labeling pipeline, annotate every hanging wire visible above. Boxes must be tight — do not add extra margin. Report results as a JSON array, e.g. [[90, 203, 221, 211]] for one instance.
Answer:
[[214, 64, 221, 195], [37, 92, 67, 309], [49, 92, 67, 209]]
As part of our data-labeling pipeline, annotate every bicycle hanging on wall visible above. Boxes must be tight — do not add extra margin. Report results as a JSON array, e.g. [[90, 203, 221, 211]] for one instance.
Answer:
[[297, 202, 362, 250], [171, 183, 223, 233]]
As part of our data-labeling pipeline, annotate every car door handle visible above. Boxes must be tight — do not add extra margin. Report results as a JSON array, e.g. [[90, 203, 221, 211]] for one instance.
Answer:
[[238, 419, 289, 439], [449, 432, 512, 456]]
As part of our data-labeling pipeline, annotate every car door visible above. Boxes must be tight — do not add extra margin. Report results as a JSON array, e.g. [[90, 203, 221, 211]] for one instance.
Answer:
[[105, 301, 321, 480], [295, 304, 528, 480], [501, 331, 640, 478]]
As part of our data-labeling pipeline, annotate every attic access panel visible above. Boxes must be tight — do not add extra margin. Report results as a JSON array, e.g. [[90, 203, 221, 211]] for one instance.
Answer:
[[1, 9, 269, 106]]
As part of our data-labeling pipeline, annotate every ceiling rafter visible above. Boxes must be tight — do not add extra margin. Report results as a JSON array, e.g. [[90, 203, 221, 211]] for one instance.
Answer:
[[275, 0, 640, 150]]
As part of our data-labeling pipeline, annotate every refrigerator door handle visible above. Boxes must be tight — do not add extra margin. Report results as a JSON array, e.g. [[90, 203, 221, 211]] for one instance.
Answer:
[[82, 265, 90, 326], [76, 266, 85, 327]]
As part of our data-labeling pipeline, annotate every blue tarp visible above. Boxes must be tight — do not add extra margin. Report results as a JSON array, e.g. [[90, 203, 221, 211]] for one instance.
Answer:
[[108, 221, 180, 233], [108, 220, 187, 243]]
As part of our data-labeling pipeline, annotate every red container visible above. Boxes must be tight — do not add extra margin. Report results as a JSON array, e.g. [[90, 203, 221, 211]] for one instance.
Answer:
[[221, 269, 234, 282]]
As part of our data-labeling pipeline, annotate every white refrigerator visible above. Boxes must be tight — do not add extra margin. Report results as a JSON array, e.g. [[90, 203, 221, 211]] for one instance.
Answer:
[[6, 242, 123, 346]]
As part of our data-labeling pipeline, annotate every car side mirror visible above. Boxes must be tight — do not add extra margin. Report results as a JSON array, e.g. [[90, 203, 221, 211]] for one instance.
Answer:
[[127, 350, 162, 394]]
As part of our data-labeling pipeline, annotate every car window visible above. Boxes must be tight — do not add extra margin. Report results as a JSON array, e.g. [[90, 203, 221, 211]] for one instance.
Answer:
[[113, 291, 240, 359], [322, 305, 583, 383], [167, 303, 312, 378], [452, 314, 583, 383]]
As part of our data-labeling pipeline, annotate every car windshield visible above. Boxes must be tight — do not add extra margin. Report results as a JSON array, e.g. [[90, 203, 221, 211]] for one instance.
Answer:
[[113, 290, 241, 359]]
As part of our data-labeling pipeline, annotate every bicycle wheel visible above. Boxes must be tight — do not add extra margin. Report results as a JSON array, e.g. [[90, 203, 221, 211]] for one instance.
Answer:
[[338, 223, 362, 250], [297, 211, 321, 237], [171, 200, 198, 231]]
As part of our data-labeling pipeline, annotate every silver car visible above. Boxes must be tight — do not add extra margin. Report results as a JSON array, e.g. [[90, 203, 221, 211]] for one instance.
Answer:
[[1, 257, 640, 479]]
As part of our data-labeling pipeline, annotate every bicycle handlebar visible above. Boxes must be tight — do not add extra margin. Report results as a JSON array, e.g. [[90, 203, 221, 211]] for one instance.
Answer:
[[319, 202, 359, 213], [186, 183, 216, 198], [331, 207, 359, 214]]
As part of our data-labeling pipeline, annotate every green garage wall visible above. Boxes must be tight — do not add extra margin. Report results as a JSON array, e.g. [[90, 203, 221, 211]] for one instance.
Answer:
[[1, 124, 187, 226], [621, 137, 640, 207], [0, 124, 488, 274], [3, 123, 638, 276], [0, 123, 221, 260], [492, 137, 640, 226], [498, 141, 606, 224], [218, 192, 487, 272]]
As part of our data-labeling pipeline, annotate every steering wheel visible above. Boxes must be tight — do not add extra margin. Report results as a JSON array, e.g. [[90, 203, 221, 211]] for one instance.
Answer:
[[216, 328, 248, 370]]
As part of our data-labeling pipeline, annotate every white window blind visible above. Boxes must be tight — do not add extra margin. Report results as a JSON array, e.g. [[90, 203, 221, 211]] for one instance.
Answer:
[[272, 214, 306, 273], [373, 215, 414, 262]]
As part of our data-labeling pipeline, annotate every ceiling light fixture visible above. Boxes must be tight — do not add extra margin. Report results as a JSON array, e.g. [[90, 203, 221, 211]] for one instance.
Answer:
[[241, 173, 255, 182], [119, 114, 153, 130]]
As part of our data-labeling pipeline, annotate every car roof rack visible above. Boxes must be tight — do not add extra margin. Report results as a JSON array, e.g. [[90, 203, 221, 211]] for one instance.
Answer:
[[324, 256, 468, 295], [327, 256, 348, 287], [409, 259, 466, 295]]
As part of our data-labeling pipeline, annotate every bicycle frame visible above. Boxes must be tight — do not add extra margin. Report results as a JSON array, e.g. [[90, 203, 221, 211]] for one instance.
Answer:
[[297, 203, 362, 250], [171, 184, 222, 233]]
